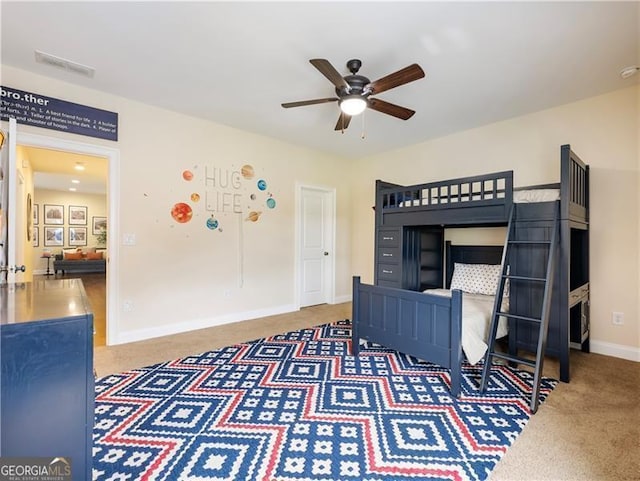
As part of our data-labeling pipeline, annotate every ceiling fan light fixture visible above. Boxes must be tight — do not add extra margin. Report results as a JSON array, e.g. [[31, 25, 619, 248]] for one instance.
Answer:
[[339, 96, 367, 116], [283, 58, 425, 131]]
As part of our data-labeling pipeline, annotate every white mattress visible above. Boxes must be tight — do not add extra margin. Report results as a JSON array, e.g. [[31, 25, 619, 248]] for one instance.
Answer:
[[513, 188, 560, 203], [424, 289, 508, 365]]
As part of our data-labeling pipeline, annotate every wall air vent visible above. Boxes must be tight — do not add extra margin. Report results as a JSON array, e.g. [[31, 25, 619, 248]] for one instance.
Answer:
[[35, 50, 95, 78]]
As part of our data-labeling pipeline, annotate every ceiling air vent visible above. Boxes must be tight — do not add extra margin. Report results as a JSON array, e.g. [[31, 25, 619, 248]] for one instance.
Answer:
[[35, 50, 95, 78]]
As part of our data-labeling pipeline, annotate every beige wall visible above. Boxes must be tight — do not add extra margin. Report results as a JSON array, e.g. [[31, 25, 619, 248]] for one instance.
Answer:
[[3, 64, 638, 360], [2, 65, 352, 344], [350, 85, 640, 359]]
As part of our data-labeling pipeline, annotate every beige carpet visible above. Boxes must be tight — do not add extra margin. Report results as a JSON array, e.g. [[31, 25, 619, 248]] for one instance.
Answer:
[[94, 302, 640, 481]]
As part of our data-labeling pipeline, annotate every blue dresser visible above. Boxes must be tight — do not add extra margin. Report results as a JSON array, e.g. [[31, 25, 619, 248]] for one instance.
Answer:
[[0, 279, 94, 480]]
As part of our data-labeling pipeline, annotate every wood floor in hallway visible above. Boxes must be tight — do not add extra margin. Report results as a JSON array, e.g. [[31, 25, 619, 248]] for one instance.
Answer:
[[35, 272, 106, 347]]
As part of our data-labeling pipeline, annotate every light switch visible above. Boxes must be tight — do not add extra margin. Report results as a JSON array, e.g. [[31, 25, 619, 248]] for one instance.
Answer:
[[122, 233, 136, 246]]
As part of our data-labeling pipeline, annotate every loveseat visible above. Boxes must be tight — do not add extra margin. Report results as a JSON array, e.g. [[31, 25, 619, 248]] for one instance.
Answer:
[[53, 248, 107, 275]]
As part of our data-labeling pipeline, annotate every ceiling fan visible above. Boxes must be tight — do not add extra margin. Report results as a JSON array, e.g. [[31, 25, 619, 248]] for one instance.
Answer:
[[282, 58, 425, 131]]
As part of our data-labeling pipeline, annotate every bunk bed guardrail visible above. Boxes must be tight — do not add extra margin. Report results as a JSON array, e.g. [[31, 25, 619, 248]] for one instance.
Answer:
[[376, 145, 588, 227], [376, 171, 514, 227], [561, 144, 589, 223], [379, 170, 514, 212]]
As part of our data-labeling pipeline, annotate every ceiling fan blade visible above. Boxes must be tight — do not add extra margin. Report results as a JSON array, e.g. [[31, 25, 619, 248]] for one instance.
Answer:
[[368, 98, 416, 120], [310, 59, 350, 91], [281, 97, 338, 108], [366, 64, 425, 95], [334, 113, 352, 131]]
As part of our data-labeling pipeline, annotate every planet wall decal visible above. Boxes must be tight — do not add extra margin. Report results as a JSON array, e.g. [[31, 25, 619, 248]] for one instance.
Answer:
[[257, 179, 267, 191], [245, 211, 262, 222], [191, 193, 200, 202], [241, 164, 255, 180], [206, 217, 219, 230], [171, 202, 193, 223], [182, 170, 193, 181]]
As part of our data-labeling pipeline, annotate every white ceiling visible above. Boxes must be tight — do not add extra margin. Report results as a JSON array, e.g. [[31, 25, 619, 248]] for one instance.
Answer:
[[1, 2, 639, 160], [27, 147, 108, 195]]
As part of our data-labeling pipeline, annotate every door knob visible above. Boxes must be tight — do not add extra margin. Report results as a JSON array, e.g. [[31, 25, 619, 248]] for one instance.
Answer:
[[323, 252, 329, 256], [11, 265, 26, 273]]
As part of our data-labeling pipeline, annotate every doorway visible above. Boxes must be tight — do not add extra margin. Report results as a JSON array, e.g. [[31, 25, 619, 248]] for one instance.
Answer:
[[16, 130, 119, 346], [29, 146, 108, 344], [297, 184, 336, 307]]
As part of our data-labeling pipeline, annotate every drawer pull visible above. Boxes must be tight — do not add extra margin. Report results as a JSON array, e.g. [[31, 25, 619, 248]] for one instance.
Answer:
[[382, 269, 393, 274], [382, 236, 394, 241], [382, 253, 393, 257]]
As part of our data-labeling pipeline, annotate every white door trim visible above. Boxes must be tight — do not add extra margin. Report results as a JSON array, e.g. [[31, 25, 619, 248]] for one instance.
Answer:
[[5, 119, 18, 283], [16, 131, 120, 346], [294, 183, 336, 308]]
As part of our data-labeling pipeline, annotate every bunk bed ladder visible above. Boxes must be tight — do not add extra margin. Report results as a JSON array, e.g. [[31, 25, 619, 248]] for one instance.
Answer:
[[480, 203, 559, 413]]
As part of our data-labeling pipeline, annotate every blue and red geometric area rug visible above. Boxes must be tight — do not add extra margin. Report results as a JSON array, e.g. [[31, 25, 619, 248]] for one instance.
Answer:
[[92, 320, 556, 481]]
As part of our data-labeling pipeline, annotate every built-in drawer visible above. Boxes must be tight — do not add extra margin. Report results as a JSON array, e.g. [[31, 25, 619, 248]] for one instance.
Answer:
[[377, 229, 400, 248], [377, 264, 400, 282], [377, 279, 402, 289], [378, 247, 400, 264]]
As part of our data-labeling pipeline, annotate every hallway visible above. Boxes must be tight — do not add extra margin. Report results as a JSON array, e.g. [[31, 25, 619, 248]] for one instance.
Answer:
[[35, 272, 106, 347]]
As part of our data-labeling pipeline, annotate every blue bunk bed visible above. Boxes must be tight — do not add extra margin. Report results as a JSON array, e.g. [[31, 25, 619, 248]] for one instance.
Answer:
[[352, 144, 589, 396]]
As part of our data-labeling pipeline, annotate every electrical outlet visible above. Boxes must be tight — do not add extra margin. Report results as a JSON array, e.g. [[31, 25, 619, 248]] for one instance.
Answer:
[[612, 311, 624, 325], [123, 300, 134, 312], [223, 289, 231, 298]]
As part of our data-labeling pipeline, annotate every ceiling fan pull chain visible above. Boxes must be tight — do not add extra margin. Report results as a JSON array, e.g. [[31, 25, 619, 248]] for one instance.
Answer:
[[361, 109, 366, 140]]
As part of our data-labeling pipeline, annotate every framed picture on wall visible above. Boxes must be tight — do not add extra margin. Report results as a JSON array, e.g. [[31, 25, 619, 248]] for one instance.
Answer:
[[33, 227, 39, 247], [26, 193, 33, 242], [44, 227, 63, 246], [92, 216, 107, 235], [69, 227, 87, 246], [44, 204, 64, 225], [33, 203, 39, 225], [69, 205, 87, 225]]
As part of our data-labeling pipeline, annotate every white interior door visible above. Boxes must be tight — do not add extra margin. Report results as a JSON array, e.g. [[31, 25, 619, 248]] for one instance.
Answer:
[[299, 186, 334, 307], [0, 118, 25, 283], [0, 124, 8, 282]]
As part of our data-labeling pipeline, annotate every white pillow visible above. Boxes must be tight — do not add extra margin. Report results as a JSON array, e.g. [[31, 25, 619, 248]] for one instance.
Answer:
[[450, 262, 502, 296]]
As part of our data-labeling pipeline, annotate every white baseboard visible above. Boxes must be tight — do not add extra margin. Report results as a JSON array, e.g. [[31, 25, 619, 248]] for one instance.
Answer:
[[332, 294, 352, 304], [590, 340, 640, 362], [114, 303, 299, 345]]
